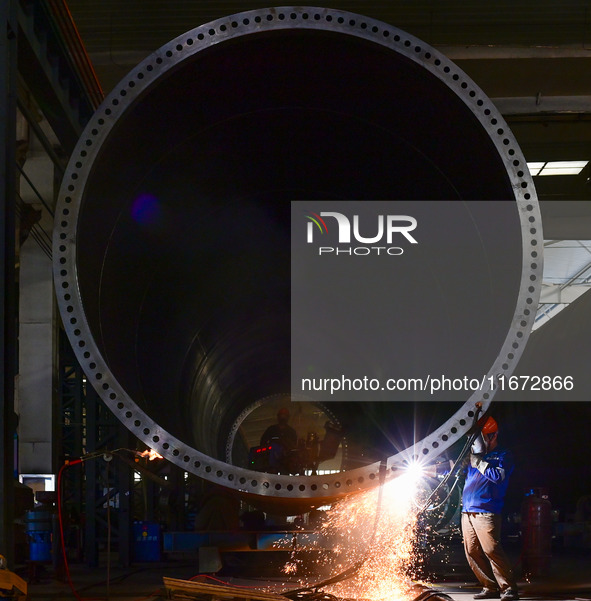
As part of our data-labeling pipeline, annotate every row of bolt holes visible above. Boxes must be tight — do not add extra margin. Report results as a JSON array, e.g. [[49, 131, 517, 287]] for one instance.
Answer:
[[117, 411, 480, 491], [55, 13, 540, 492], [508, 204, 539, 367]]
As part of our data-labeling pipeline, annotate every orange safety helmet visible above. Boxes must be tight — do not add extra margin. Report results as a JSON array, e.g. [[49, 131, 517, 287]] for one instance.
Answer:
[[277, 408, 290, 421], [481, 416, 498, 435]]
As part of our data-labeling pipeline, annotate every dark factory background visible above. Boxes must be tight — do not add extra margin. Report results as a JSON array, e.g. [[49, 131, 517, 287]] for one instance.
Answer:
[[2, 1, 591, 600]]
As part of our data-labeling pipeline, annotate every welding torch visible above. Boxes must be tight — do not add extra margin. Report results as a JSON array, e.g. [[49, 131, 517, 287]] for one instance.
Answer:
[[417, 404, 485, 515]]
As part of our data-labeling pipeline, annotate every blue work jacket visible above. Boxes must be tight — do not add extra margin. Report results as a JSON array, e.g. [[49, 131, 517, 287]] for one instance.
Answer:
[[462, 447, 514, 514]]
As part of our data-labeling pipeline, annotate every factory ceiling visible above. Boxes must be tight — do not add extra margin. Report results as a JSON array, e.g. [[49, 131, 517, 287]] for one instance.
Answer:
[[55, 1, 591, 332], [63, 0, 591, 202], [66, 0, 591, 59]]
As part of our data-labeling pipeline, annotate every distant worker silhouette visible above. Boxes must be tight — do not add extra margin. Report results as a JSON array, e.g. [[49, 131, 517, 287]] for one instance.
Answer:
[[260, 408, 298, 473]]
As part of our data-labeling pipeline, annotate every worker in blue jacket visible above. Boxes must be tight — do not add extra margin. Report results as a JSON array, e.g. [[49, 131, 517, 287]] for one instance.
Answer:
[[462, 416, 518, 601]]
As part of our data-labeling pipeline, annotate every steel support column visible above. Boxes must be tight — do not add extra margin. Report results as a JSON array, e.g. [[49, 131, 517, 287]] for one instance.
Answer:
[[84, 386, 99, 567], [116, 428, 133, 567], [0, 0, 17, 567], [84, 385, 133, 567], [58, 331, 84, 517], [167, 467, 186, 532]]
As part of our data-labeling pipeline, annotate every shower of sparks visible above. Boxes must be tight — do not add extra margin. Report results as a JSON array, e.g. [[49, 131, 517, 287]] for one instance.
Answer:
[[281, 467, 434, 601]]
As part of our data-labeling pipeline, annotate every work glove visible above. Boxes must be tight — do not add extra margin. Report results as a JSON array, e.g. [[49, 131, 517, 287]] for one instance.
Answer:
[[471, 432, 487, 455], [470, 453, 489, 475]]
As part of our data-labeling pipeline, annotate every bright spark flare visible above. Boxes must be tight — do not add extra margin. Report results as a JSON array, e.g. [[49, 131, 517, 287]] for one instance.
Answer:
[[282, 468, 431, 601], [138, 448, 163, 460]]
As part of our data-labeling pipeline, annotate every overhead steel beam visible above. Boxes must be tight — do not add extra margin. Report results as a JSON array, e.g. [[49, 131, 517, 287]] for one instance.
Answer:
[[16, 0, 102, 153], [442, 46, 591, 60], [539, 284, 591, 304], [16, 1, 82, 152], [493, 95, 591, 116], [86, 45, 591, 69], [17, 94, 66, 177]]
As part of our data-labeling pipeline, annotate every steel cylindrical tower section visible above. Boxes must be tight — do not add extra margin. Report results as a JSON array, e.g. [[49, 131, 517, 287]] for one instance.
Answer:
[[53, 7, 542, 508]]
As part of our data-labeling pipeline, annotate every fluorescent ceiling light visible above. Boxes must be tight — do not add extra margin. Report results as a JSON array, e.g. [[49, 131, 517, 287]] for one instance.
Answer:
[[527, 161, 589, 176], [527, 162, 545, 176], [541, 167, 584, 176]]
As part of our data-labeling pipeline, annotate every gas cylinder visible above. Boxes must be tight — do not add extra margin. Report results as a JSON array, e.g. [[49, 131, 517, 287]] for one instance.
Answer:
[[521, 487, 552, 579]]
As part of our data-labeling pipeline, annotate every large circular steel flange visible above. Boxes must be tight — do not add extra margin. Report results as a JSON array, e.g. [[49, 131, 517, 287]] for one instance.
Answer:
[[53, 7, 542, 506]]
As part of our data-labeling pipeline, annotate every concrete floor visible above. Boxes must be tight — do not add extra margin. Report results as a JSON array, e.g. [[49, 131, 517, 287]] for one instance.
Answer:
[[14, 538, 591, 601], [19, 555, 591, 601]]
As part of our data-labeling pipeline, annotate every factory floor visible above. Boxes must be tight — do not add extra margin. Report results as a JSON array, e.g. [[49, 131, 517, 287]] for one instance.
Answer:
[[18, 547, 591, 601]]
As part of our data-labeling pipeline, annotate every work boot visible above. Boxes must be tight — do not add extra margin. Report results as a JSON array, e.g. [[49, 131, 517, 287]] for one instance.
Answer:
[[474, 589, 500, 600], [500, 589, 519, 601]]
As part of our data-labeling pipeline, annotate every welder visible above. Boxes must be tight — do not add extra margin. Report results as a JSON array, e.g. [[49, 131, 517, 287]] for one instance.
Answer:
[[462, 416, 518, 601]]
